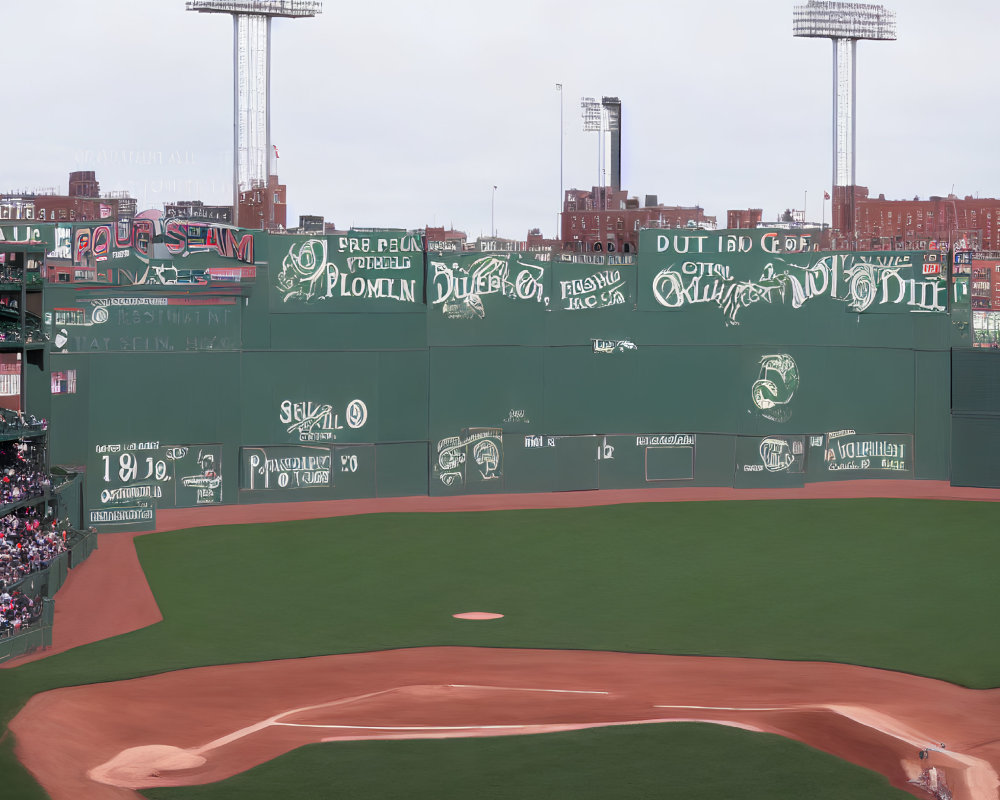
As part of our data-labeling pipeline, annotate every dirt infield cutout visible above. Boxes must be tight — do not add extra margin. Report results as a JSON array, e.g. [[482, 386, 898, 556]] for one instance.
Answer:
[[13, 647, 1000, 800]]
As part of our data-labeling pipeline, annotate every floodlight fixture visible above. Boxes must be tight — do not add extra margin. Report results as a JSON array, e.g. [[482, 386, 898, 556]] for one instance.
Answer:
[[581, 96, 624, 207], [601, 97, 621, 192], [792, 1, 895, 40], [186, 1, 322, 19], [601, 97, 621, 133]]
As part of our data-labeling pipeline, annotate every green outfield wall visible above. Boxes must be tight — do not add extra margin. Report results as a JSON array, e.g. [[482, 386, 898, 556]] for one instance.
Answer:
[[2, 220, 977, 529]]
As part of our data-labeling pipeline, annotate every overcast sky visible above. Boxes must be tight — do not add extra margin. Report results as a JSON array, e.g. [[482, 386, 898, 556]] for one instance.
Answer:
[[4, 0, 998, 239]]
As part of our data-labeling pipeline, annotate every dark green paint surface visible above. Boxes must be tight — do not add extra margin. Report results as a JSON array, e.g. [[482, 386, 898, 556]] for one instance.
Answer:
[[20, 223, 967, 522]]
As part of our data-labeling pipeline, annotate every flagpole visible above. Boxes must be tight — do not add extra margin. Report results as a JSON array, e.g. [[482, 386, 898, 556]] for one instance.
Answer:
[[822, 191, 827, 241]]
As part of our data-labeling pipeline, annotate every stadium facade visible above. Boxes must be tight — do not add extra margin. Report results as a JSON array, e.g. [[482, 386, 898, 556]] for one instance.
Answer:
[[1, 218, 997, 531]]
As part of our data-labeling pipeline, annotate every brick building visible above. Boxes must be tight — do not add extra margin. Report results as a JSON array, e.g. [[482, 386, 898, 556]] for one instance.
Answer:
[[832, 185, 1000, 251], [425, 227, 563, 254], [237, 175, 286, 231], [525, 228, 559, 251], [425, 226, 468, 253], [1, 171, 135, 223], [562, 187, 715, 253], [727, 208, 763, 229]]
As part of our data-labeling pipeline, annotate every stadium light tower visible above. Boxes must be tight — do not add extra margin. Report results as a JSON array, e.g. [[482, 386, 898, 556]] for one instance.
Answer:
[[793, 1, 895, 193], [601, 96, 622, 194], [186, 0, 322, 226], [580, 96, 621, 212]]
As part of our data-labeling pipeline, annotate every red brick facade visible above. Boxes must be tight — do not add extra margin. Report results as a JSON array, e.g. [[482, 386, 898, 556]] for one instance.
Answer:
[[425, 226, 467, 252], [832, 185, 1000, 251], [237, 175, 286, 230], [4, 171, 130, 223], [727, 208, 763, 229], [561, 187, 714, 253], [33, 195, 118, 224]]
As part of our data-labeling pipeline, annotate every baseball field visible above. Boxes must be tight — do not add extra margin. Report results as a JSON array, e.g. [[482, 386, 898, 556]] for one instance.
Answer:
[[3, 484, 1000, 799]]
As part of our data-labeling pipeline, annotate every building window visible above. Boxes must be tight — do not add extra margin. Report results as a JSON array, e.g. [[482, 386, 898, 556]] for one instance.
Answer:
[[0, 373, 19, 398], [51, 370, 77, 395]]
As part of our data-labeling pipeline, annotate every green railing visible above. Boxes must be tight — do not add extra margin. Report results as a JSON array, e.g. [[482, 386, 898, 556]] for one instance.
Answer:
[[0, 598, 53, 664], [0, 528, 98, 664], [68, 527, 98, 569], [51, 470, 84, 530], [7, 551, 69, 598]]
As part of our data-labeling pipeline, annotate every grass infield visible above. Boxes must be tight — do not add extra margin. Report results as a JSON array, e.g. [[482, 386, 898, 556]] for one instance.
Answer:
[[2, 498, 999, 798], [142, 723, 913, 800]]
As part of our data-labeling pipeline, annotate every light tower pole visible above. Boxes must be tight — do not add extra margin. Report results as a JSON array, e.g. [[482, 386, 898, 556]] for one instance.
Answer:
[[581, 96, 621, 253], [556, 83, 563, 242], [581, 96, 602, 208], [793, 1, 895, 244], [186, 0, 322, 227], [601, 96, 621, 195]]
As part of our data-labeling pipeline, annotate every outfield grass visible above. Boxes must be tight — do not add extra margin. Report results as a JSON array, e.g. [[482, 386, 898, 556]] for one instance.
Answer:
[[2, 498, 999, 799]]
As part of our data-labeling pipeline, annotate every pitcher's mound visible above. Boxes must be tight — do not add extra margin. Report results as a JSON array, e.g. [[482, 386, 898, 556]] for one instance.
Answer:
[[453, 612, 504, 620], [89, 745, 206, 788]]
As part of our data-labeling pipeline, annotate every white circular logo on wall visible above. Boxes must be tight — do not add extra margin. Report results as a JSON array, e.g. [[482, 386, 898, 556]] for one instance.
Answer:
[[92, 306, 109, 324], [346, 399, 368, 429]]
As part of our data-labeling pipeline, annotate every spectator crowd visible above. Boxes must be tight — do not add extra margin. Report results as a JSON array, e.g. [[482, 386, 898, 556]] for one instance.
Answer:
[[0, 586, 44, 636], [0, 432, 64, 644], [0, 506, 69, 591], [0, 438, 49, 507], [0, 314, 46, 344]]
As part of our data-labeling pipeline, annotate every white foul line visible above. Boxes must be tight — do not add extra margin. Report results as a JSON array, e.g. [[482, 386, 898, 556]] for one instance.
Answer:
[[655, 704, 796, 712], [193, 685, 607, 754], [275, 722, 557, 731], [447, 684, 609, 695]]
